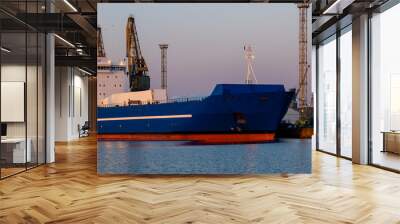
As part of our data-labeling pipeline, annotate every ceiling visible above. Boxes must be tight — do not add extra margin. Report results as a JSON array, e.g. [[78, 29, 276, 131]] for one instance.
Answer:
[[0, 0, 393, 73]]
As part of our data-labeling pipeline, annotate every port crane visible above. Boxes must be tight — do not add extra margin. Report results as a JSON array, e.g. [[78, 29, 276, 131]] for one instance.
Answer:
[[297, 1, 312, 122], [126, 16, 150, 91], [97, 27, 106, 58]]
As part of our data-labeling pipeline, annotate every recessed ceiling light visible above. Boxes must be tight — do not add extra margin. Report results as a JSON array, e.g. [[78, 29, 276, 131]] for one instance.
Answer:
[[63, 0, 78, 12], [78, 67, 93, 76], [1, 47, 11, 53], [322, 0, 350, 15], [54, 34, 75, 48]]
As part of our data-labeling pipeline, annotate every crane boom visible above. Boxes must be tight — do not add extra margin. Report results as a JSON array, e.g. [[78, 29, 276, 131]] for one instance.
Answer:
[[126, 16, 150, 92]]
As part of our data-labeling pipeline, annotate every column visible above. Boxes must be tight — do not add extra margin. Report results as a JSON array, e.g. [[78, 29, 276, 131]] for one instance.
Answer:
[[352, 14, 369, 164], [46, 32, 55, 163]]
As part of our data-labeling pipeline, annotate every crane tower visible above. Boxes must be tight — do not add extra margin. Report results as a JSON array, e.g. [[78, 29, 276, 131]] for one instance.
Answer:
[[126, 16, 150, 91], [298, 2, 310, 120], [159, 44, 168, 91]]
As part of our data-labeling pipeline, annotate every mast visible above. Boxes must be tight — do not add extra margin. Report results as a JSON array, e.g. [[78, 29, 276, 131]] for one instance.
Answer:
[[244, 44, 257, 84]]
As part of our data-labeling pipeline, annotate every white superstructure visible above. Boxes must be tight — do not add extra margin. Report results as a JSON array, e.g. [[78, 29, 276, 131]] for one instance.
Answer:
[[101, 89, 167, 107], [97, 57, 129, 105]]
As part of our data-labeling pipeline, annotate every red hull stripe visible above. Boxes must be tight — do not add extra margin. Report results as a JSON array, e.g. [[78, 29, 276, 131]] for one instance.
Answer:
[[97, 133, 275, 144]]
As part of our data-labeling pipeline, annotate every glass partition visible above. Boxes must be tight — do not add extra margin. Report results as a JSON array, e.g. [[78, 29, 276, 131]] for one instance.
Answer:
[[339, 28, 352, 158], [27, 31, 38, 169], [317, 35, 337, 154], [38, 32, 46, 165], [1, 31, 28, 177], [370, 4, 400, 171], [0, 2, 46, 179]]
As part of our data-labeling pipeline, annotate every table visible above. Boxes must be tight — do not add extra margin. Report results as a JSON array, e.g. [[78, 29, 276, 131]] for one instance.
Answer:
[[382, 131, 400, 154], [1, 138, 31, 164]]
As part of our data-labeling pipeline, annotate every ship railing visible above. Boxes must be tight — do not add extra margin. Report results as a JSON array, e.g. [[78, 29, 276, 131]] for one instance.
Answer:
[[98, 96, 207, 108], [165, 96, 206, 103]]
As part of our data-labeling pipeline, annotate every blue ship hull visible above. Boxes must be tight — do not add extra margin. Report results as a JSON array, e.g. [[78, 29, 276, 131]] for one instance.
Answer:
[[97, 84, 294, 139]]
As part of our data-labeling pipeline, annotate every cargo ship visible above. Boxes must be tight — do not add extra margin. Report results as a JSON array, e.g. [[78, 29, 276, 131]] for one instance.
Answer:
[[97, 84, 294, 143], [96, 16, 294, 144]]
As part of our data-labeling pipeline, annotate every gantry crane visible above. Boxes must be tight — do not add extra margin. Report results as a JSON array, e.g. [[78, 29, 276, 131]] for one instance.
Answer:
[[126, 16, 150, 91], [297, 1, 311, 121]]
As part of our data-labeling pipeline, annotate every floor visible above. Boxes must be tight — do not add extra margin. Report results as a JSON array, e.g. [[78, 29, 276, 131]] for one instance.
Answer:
[[0, 136, 399, 223], [1, 163, 43, 179], [0, 167, 26, 178], [372, 150, 400, 171]]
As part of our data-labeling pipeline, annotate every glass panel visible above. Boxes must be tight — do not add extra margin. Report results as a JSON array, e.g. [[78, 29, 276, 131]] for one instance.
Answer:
[[1, 31, 28, 177], [27, 31, 38, 169], [371, 4, 400, 171], [312, 45, 317, 150], [339, 29, 352, 158], [24, 0, 40, 170], [38, 32, 46, 165], [317, 36, 337, 154], [0, 1, 46, 178]]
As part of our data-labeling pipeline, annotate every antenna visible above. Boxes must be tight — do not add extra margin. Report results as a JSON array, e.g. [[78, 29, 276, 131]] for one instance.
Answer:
[[244, 44, 257, 84]]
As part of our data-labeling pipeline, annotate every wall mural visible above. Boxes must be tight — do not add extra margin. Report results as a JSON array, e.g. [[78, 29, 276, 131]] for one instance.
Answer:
[[96, 3, 312, 174]]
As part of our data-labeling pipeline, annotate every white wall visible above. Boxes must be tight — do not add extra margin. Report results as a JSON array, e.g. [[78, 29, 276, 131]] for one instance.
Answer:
[[55, 67, 70, 141], [1, 65, 26, 139], [55, 67, 89, 141], [1, 65, 41, 138], [71, 73, 89, 138]]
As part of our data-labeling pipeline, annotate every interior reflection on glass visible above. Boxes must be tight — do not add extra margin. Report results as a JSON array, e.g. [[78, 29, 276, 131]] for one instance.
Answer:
[[340, 29, 352, 158], [318, 36, 337, 154], [371, 3, 400, 171]]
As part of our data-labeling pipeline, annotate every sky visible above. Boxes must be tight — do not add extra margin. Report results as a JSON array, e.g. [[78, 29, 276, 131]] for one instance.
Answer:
[[98, 3, 299, 98]]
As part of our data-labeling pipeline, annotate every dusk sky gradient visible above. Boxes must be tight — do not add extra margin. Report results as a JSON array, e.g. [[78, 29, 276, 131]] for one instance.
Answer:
[[98, 4, 299, 97]]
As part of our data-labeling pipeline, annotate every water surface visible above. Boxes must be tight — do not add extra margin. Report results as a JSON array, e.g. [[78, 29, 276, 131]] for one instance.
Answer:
[[98, 139, 311, 174]]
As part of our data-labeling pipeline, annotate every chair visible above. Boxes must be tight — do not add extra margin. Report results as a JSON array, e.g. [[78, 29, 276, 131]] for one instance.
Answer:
[[79, 121, 90, 138]]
